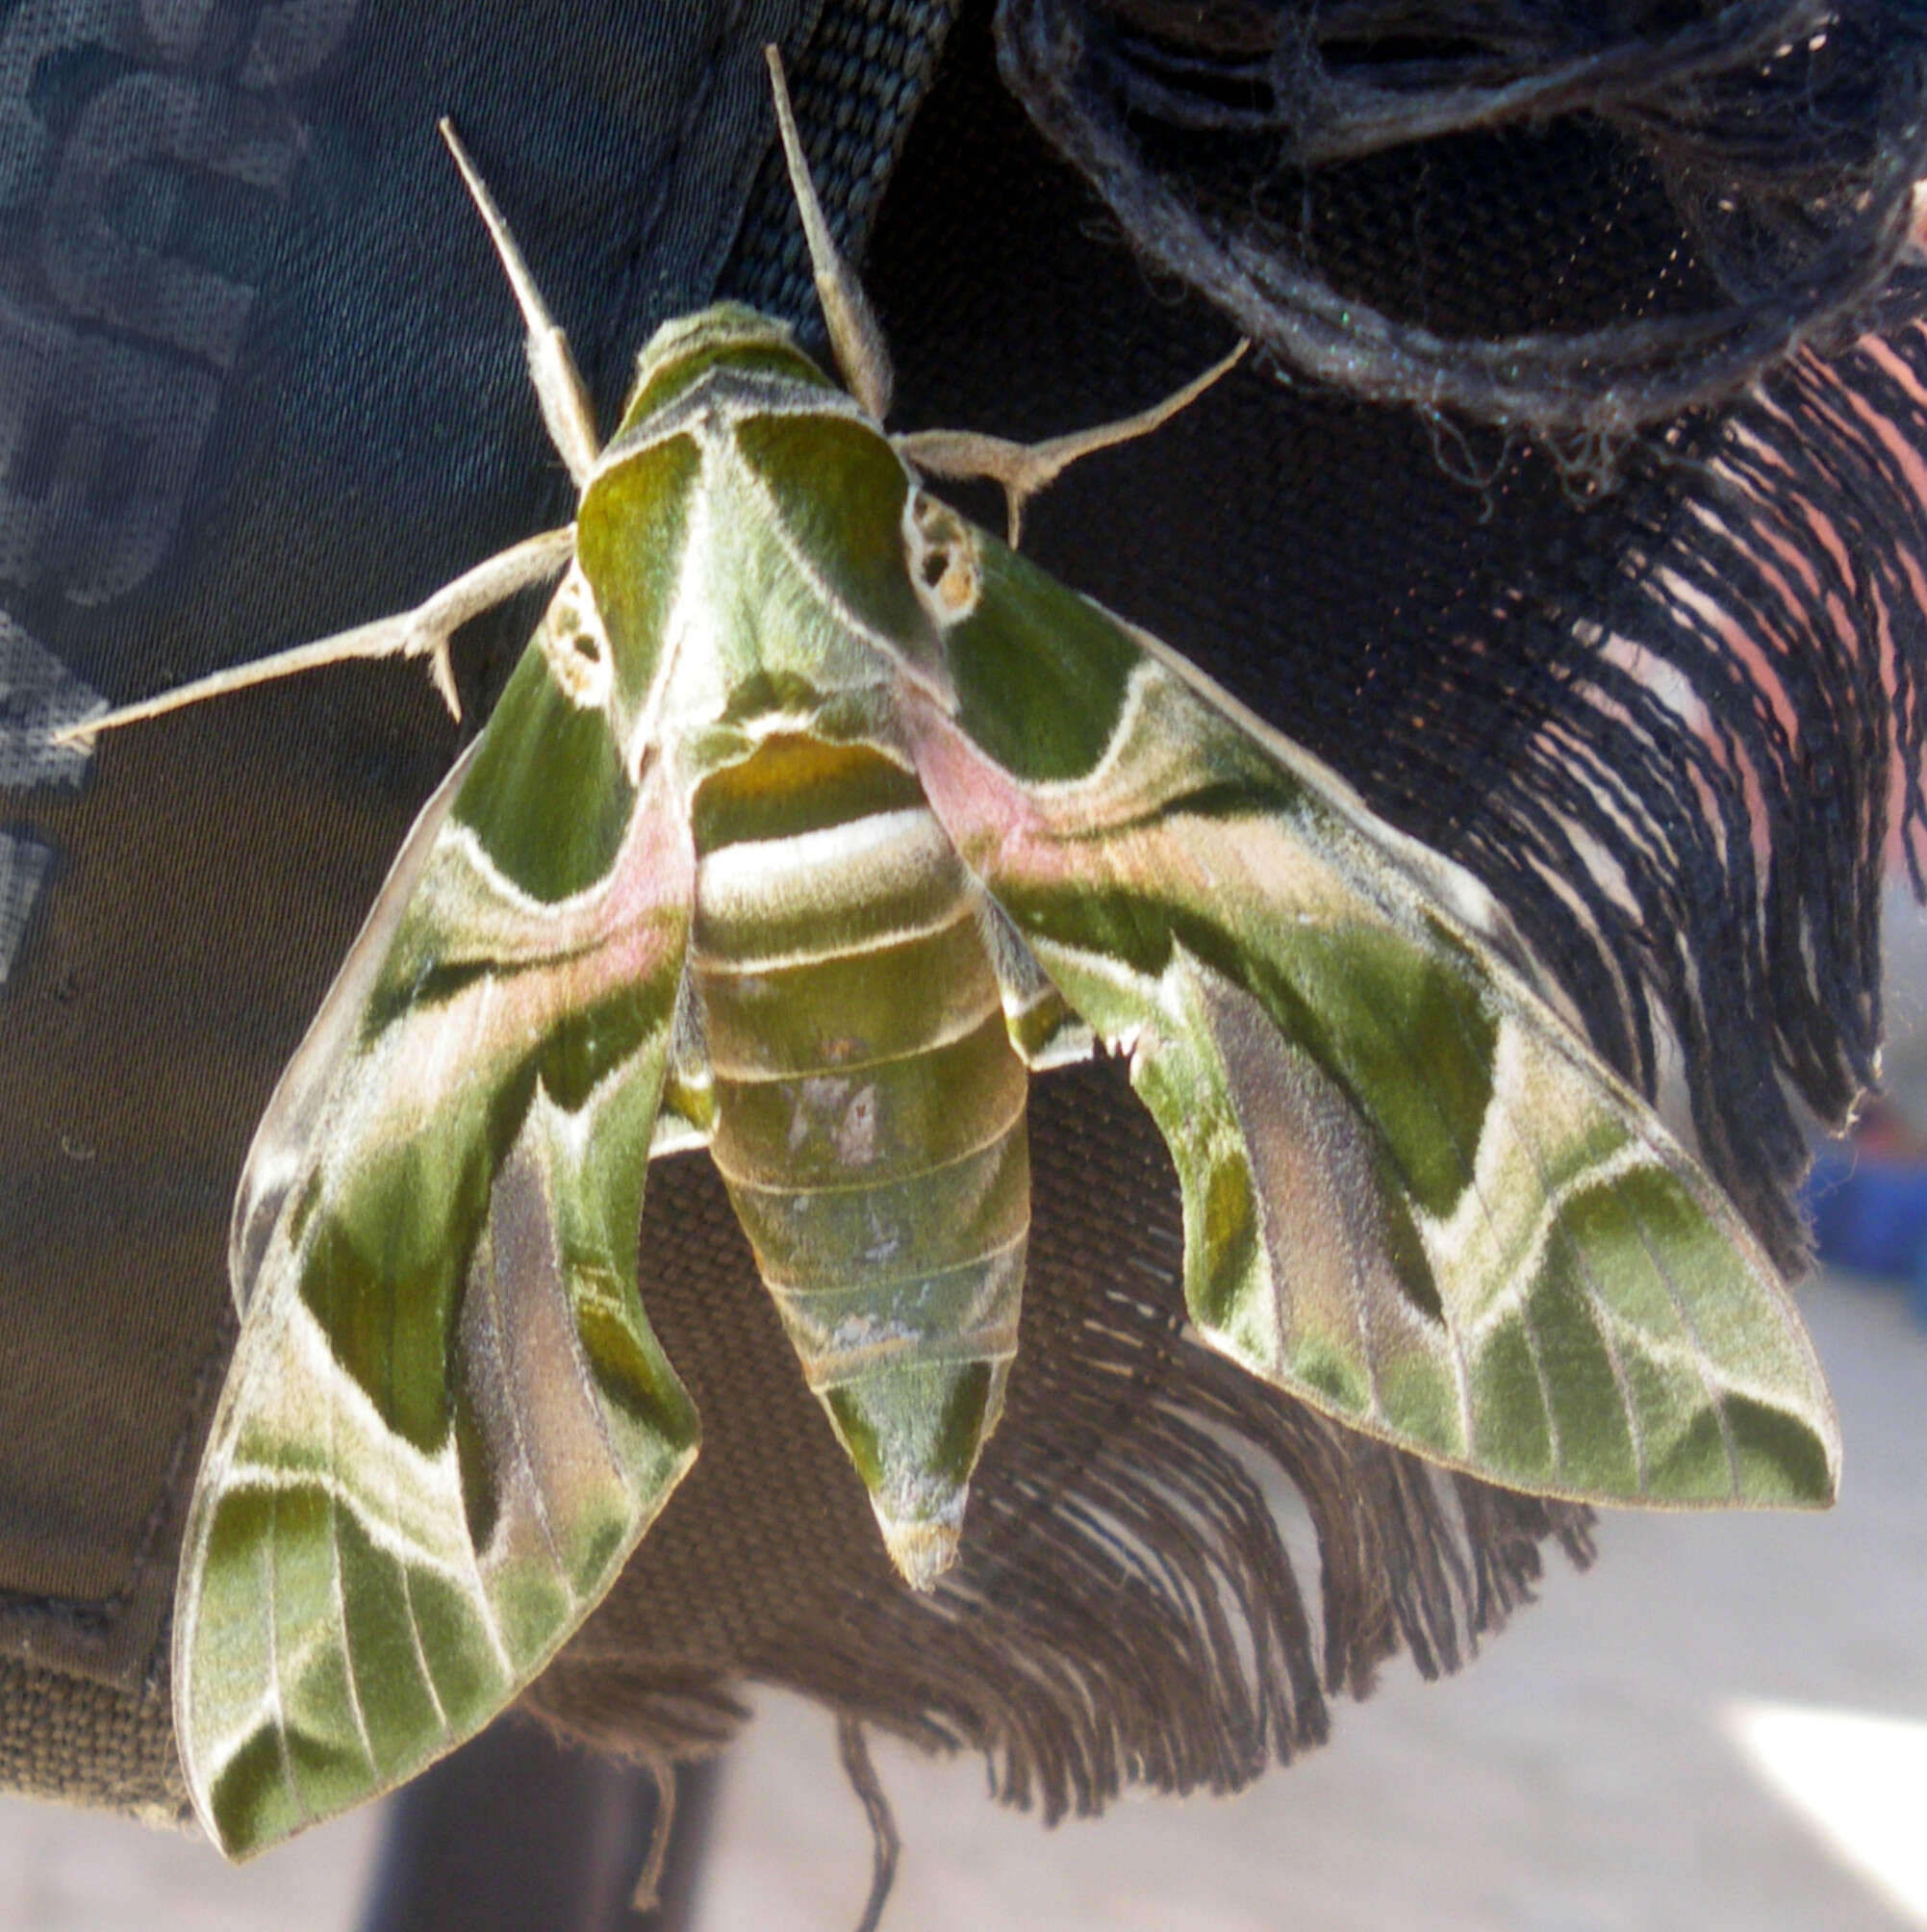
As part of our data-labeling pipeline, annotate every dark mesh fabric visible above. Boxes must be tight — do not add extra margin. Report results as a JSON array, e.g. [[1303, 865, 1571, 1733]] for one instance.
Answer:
[[0, 0, 1916, 1857], [0, 0, 839, 1807]]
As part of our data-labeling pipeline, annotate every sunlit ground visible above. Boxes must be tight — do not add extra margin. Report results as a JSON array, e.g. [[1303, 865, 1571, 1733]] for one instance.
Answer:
[[5, 1263, 1916, 1932], [1725, 1703, 1927, 1928]]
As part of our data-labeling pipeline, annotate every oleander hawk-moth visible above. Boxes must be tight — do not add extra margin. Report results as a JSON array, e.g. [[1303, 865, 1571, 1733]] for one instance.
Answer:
[[68, 50, 1838, 1863]]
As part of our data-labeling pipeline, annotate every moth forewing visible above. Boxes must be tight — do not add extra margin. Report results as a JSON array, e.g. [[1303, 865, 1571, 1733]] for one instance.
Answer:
[[894, 533, 1839, 1509], [176, 631, 704, 1853], [228, 737, 485, 1309]]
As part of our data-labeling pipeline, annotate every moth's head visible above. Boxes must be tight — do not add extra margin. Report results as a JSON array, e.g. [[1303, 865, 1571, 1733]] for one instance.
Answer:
[[615, 304, 839, 440]]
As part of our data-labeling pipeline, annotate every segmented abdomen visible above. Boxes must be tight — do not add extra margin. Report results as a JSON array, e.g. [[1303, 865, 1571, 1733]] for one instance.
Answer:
[[689, 734, 1027, 1587]]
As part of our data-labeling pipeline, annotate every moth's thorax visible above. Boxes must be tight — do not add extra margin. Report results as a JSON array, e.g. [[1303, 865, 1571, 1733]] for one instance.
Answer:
[[570, 313, 974, 784], [615, 303, 837, 440]]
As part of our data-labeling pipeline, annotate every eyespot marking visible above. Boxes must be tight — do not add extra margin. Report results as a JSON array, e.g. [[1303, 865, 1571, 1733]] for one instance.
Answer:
[[905, 490, 979, 623], [541, 566, 615, 708]]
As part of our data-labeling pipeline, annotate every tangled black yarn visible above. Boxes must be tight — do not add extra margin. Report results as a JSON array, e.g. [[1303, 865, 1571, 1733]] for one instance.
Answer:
[[998, 0, 1927, 432]]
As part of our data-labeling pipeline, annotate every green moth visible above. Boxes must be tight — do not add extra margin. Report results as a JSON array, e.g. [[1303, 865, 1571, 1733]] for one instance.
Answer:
[[68, 50, 1838, 1863]]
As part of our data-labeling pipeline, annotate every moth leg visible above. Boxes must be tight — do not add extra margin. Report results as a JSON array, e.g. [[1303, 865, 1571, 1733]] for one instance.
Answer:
[[764, 45, 895, 425], [897, 342, 1247, 547], [55, 525, 574, 745], [439, 119, 601, 487]]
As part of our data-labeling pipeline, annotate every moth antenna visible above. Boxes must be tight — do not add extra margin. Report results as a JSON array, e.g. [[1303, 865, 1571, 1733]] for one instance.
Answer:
[[439, 118, 601, 488], [764, 45, 894, 424], [51, 526, 575, 746], [897, 341, 1248, 545]]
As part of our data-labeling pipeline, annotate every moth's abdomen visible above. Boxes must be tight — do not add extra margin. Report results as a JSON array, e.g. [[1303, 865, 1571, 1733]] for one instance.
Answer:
[[690, 736, 1027, 1588]]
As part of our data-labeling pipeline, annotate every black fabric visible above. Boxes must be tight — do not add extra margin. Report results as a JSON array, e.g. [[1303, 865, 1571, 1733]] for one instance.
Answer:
[[357, 1716, 710, 1932], [0, 0, 1916, 1854]]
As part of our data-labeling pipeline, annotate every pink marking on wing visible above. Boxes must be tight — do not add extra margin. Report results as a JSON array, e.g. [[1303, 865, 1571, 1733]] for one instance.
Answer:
[[380, 760, 697, 1106], [904, 691, 1293, 909], [901, 695, 1056, 876], [901, 694, 1177, 902]]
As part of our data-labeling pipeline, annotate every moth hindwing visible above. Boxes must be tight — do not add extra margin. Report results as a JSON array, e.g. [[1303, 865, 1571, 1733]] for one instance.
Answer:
[[88, 52, 1836, 1860]]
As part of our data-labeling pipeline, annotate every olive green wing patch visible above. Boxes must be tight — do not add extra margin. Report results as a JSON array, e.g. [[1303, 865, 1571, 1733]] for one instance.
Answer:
[[175, 658, 700, 1859], [910, 540, 1838, 1511]]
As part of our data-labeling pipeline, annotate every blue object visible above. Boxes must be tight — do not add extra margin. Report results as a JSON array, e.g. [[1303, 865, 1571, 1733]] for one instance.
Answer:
[[1803, 1143, 1927, 1325]]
